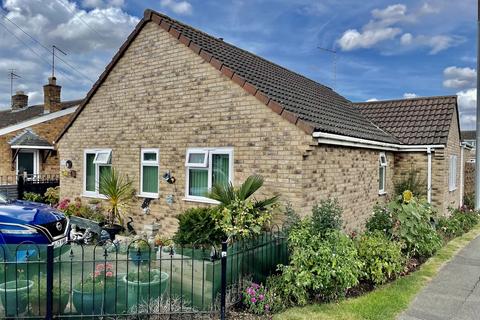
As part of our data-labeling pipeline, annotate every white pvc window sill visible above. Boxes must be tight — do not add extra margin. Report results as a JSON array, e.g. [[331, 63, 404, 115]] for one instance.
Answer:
[[82, 193, 107, 200], [378, 191, 387, 196], [138, 193, 159, 199], [183, 196, 220, 205]]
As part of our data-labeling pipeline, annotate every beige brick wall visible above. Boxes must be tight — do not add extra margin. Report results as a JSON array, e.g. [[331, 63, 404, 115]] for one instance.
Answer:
[[0, 115, 72, 178], [57, 21, 398, 234]]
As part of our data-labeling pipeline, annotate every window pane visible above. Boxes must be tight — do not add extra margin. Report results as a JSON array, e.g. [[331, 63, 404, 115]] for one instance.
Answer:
[[212, 154, 230, 187], [188, 153, 205, 164], [99, 166, 112, 186], [18, 153, 34, 175], [94, 151, 111, 164], [142, 166, 158, 194], [143, 152, 157, 162], [379, 167, 385, 191], [86, 153, 96, 192], [189, 168, 208, 196]]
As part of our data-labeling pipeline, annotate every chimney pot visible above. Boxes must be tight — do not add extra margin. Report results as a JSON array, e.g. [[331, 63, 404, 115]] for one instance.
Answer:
[[11, 91, 28, 111]]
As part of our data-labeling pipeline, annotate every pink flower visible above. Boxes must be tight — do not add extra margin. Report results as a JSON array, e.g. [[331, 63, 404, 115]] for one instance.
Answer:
[[250, 297, 257, 303], [259, 294, 264, 301], [94, 271, 100, 277], [105, 271, 113, 277]]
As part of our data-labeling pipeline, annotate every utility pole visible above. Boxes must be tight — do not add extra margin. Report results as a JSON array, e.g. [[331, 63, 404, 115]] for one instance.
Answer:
[[476, 0, 480, 210], [317, 46, 337, 90], [8, 69, 20, 107], [51, 45, 67, 78]]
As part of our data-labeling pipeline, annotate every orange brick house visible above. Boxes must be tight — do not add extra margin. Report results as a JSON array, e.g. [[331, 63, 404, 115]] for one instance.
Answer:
[[0, 77, 82, 185], [54, 10, 464, 233]]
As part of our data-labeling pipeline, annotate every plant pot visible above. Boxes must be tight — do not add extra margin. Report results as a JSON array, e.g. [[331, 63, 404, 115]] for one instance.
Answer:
[[122, 269, 169, 309], [72, 286, 116, 315], [30, 293, 69, 315], [0, 280, 34, 317], [102, 224, 124, 241]]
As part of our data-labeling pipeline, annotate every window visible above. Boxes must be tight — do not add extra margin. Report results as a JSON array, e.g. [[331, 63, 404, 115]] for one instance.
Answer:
[[84, 149, 112, 197], [185, 148, 233, 202], [379, 152, 387, 194], [140, 149, 159, 198], [449, 155, 457, 191], [16, 150, 39, 176]]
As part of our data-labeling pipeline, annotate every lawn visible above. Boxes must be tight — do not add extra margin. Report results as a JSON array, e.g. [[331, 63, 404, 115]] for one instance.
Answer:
[[274, 223, 480, 320]]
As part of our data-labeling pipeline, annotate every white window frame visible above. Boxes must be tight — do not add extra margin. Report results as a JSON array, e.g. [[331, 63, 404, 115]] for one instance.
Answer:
[[449, 155, 457, 191], [185, 149, 209, 168], [140, 148, 159, 198], [16, 149, 39, 177], [379, 152, 387, 195], [93, 150, 111, 165], [83, 149, 112, 198], [184, 147, 234, 204]]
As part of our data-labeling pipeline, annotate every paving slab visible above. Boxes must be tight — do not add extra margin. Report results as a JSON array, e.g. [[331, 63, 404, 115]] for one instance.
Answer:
[[398, 235, 480, 320]]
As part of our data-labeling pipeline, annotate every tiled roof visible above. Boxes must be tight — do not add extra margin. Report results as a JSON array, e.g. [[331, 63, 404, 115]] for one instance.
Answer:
[[353, 96, 457, 145], [9, 129, 52, 147], [461, 130, 476, 141], [0, 100, 82, 130], [56, 9, 399, 144]]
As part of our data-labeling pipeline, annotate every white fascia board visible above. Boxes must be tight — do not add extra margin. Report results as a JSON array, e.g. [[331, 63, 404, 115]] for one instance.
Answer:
[[0, 107, 78, 137], [11, 145, 54, 150], [313, 132, 445, 151]]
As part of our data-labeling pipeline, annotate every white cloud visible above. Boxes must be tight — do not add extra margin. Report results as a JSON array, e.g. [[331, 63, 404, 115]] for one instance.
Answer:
[[399, 34, 464, 54], [457, 88, 477, 129], [366, 98, 379, 102], [443, 66, 476, 89], [160, 0, 193, 15], [400, 33, 413, 45], [337, 28, 401, 51], [81, 0, 124, 8], [403, 93, 418, 99]]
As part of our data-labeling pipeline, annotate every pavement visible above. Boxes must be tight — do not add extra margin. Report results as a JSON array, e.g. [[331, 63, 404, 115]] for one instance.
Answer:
[[398, 235, 480, 320]]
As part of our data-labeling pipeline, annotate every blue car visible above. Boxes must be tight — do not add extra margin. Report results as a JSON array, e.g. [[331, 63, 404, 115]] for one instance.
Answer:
[[0, 192, 69, 252]]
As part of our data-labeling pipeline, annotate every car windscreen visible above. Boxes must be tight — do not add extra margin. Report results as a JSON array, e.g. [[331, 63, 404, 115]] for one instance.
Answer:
[[0, 193, 7, 204]]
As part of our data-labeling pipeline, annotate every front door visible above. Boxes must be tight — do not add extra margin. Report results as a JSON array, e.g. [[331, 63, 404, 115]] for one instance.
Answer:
[[16, 150, 38, 176]]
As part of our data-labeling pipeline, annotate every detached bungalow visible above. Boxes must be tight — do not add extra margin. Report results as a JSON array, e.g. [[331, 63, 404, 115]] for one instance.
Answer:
[[0, 77, 81, 183], [55, 10, 463, 234]]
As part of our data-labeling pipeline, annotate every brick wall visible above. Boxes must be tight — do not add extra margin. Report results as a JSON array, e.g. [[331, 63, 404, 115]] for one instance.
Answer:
[[0, 114, 72, 177], [57, 21, 397, 234]]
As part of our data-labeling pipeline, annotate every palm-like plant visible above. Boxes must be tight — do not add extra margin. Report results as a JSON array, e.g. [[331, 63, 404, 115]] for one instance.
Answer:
[[208, 175, 279, 211], [99, 168, 134, 226]]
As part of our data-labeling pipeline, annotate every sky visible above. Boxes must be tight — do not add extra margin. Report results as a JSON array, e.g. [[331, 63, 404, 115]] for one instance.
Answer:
[[0, 0, 477, 129]]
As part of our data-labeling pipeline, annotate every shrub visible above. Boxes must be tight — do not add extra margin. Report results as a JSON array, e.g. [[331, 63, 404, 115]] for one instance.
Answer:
[[44, 186, 60, 206], [173, 208, 225, 246], [356, 232, 405, 285], [57, 198, 82, 217], [366, 205, 394, 237], [23, 192, 43, 202], [280, 226, 361, 304], [242, 283, 271, 315], [437, 208, 479, 239], [283, 202, 301, 232], [311, 199, 342, 236], [464, 192, 475, 210], [394, 169, 426, 197], [264, 275, 290, 313]]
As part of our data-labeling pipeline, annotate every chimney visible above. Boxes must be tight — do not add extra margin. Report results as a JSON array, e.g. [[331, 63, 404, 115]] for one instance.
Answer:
[[11, 91, 28, 111], [43, 77, 61, 113]]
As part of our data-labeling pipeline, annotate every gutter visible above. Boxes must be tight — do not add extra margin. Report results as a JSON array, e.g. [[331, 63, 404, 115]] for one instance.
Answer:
[[427, 147, 432, 204], [312, 132, 445, 152], [460, 144, 466, 206]]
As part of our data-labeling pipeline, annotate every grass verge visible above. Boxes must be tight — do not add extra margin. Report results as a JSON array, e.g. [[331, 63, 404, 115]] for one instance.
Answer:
[[274, 223, 480, 320]]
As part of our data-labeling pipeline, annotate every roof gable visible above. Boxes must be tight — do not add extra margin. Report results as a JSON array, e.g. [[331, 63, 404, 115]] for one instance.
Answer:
[[56, 9, 398, 144], [353, 96, 458, 145], [9, 129, 52, 148]]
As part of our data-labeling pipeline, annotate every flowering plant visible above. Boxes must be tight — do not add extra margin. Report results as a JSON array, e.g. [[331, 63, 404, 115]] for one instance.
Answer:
[[74, 262, 115, 293], [57, 198, 82, 217], [242, 283, 271, 315]]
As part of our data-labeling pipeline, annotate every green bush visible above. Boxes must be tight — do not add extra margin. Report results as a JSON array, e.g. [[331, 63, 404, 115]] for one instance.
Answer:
[[173, 208, 225, 246], [464, 193, 475, 210], [44, 186, 60, 206], [437, 209, 479, 239], [23, 192, 43, 202], [280, 226, 361, 304], [311, 199, 342, 236], [356, 232, 405, 286], [368, 196, 442, 259], [394, 169, 426, 197], [264, 274, 290, 313]]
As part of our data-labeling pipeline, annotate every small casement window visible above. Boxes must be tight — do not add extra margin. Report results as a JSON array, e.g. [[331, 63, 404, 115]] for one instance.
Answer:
[[185, 148, 233, 202], [84, 149, 112, 197], [140, 149, 159, 198], [449, 155, 457, 191], [379, 152, 387, 194]]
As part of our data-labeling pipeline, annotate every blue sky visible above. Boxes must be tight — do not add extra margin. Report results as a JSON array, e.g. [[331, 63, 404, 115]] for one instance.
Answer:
[[0, 0, 477, 129]]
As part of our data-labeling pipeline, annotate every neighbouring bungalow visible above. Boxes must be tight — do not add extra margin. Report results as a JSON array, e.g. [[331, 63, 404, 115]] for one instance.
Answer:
[[55, 9, 464, 234], [0, 77, 82, 188]]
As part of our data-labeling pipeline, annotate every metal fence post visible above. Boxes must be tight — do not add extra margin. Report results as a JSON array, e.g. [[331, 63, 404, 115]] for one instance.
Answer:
[[220, 240, 227, 320], [45, 245, 54, 320]]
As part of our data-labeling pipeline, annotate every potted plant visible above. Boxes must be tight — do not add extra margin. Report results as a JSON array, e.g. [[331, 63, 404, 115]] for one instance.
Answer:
[[128, 236, 152, 264], [0, 279, 34, 317], [29, 279, 69, 315], [122, 266, 169, 309], [72, 262, 117, 315], [99, 168, 134, 240]]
